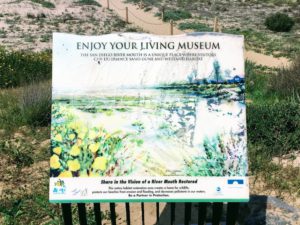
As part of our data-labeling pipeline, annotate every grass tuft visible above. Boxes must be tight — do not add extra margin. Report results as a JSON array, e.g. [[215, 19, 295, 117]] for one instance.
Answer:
[[269, 55, 300, 98], [156, 9, 192, 21], [31, 0, 55, 8], [75, 0, 101, 6], [178, 21, 212, 32]]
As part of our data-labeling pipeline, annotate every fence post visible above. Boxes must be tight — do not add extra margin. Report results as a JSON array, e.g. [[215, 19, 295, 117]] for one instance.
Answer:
[[213, 17, 218, 32], [107, 0, 109, 9], [125, 7, 129, 23], [161, 6, 165, 21], [170, 20, 174, 35]]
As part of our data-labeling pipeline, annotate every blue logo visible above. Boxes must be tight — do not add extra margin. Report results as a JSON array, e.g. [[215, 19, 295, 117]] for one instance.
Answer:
[[227, 179, 244, 185], [216, 187, 221, 192], [53, 179, 66, 195]]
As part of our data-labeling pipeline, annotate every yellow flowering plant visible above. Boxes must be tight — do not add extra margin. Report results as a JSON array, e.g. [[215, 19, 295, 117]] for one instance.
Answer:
[[50, 103, 134, 178]]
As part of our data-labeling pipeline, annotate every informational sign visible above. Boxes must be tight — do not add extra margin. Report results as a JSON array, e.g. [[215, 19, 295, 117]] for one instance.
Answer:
[[50, 32, 249, 203]]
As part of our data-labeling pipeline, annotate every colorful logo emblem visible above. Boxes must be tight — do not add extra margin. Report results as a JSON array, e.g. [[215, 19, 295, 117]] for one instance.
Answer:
[[53, 179, 66, 194]]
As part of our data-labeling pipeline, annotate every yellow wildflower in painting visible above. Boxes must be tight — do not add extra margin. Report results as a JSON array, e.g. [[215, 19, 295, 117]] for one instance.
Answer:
[[59, 170, 73, 178], [70, 145, 80, 156], [92, 157, 107, 171], [50, 155, 61, 169], [77, 139, 83, 146], [89, 172, 100, 177], [89, 142, 100, 153], [82, 127, 88, 133], [69, 121, 82, 130], [54, 134, 63, 142], [89, 130, 97, 140], [67, 159, 81, 171], [78, 132, 85, 139], [53, 147, 62, 155], [69, 133, 76, 140]]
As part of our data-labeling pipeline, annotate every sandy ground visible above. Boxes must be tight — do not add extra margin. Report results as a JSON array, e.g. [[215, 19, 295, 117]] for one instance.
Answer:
[[98, 0, 291, 68], [0, 0, 291, 67], [0, 0, 139, 51], [273, 151, 300, 168]]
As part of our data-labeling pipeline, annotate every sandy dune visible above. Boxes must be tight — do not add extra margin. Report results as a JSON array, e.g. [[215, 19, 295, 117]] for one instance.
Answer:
[[98, 0, 290, 68]]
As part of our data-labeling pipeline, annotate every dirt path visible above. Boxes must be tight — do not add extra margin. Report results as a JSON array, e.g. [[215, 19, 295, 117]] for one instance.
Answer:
[[98, 0, 290, 68]]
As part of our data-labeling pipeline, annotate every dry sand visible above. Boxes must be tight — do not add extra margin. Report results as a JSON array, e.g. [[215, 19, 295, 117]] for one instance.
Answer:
[[0, 0, 291, 67], [0, 0, 139, 51], [98, 0, 291, 68]]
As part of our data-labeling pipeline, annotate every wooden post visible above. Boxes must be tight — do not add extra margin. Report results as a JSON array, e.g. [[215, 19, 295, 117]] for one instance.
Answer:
[[213, 17, 218, 32], [125, 7, 129, 23], [161, 6, 165, 21], [107, 0, 109, 9], [170, 20, 174, 35]]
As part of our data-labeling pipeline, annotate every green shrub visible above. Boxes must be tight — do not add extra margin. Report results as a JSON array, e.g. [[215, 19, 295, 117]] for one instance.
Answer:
[[0, 138, 34, 168], [244, 60, 281, 104], [76, 0, 101, 6], [247, 101, 300, 157], [269, 55, 300, 98], [19, 81, 52, 127], [125, 0, 158, 7], [31, 0, 55, 8], [157, 9, 192, 21], [0, 81, 51, 130], [248, 142, 300, 197], [0, 48, 51, 88], [265, 13, 295, 32], [178, 22, 212, 32], [0, 90, 22, 131]]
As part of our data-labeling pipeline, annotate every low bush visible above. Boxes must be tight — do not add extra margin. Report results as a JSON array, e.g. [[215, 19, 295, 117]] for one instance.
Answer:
[[156, 9, 192, 21], [31, 0, 55, 8], [265, 13, 295, 32], [268, 55, 300, 98], [0, 81, 51, 130], [0, 90, 22, 131], [76, 0, 101, 6], [19, 81, 52, 127], [125, 0, 159, 7], [245, 60, 272, 102], [0, 138, 34, 168], [247, 101, 300, 157], [0, 47, 51, 88], [248, 142, 300, 197], [178, 22, 212, 32]]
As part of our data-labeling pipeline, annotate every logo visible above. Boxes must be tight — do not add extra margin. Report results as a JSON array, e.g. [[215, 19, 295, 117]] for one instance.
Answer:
[[53, 179, 66, 194], [227, 179, 244, 185], [214, 186, 223, 196]]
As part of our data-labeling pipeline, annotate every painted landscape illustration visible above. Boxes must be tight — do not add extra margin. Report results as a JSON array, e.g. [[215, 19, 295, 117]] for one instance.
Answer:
[[50, 42, 247, 178]]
